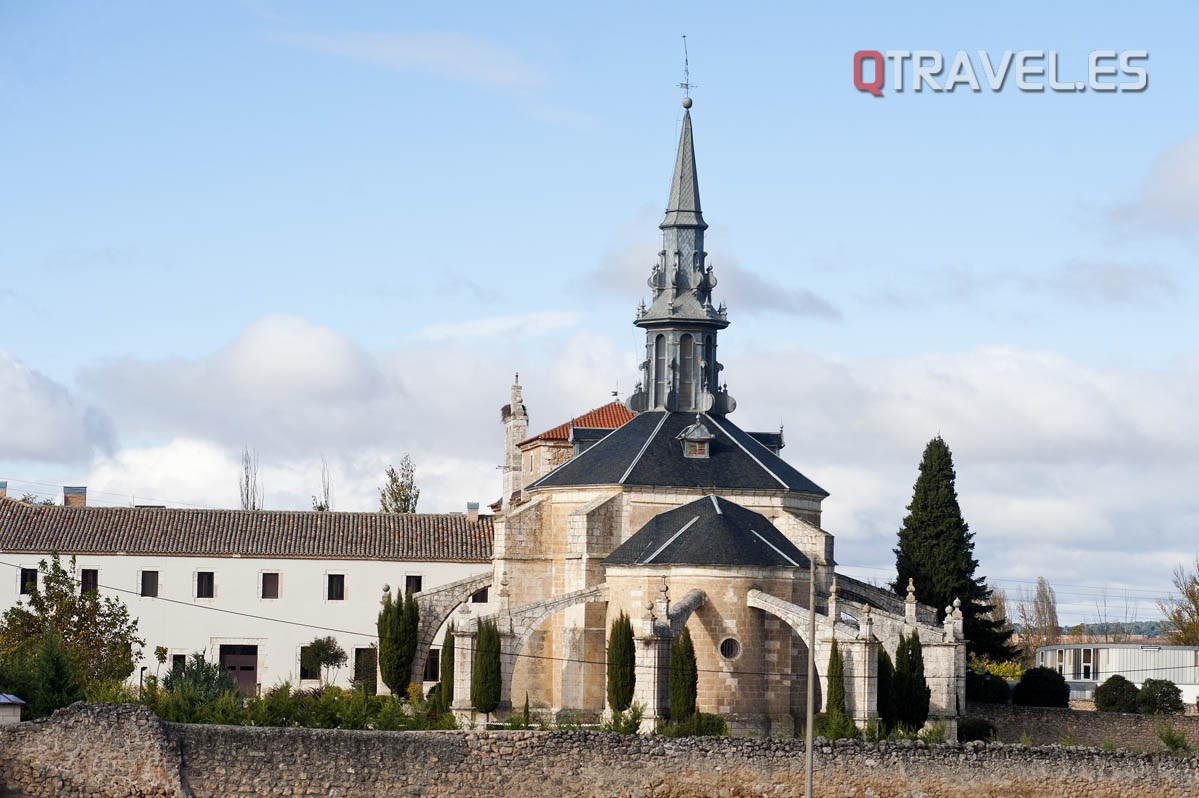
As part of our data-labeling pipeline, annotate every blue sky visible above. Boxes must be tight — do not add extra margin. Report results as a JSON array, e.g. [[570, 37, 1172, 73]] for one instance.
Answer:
[[2, 1, 1197, 625]]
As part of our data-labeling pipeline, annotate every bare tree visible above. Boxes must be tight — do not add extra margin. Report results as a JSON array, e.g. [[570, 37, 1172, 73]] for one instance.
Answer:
[[1017, 576, 1060, 665], [312, 454, 333, 512], [1092, 587, 1135, 643], [1160, 558, 1199, 646], [986, 586, 1013, 640], [239, 446, 262, 511]]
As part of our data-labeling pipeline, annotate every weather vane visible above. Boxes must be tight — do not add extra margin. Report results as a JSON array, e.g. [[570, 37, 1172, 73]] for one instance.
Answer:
[[679, 34, 696, 100]]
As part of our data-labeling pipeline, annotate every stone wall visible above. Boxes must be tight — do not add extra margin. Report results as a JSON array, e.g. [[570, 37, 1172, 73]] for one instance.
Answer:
[[0, 703, 185, 797], [969, 701, 1199, 751], [6, 704, 1199, 798]]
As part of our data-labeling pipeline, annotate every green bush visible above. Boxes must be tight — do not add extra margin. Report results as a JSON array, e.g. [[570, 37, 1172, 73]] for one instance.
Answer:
[[1011, 666, 1069, 708], [957, 716, 997, 742], [876, 648, 897, 733], [894, 632, 930, 729], [965, 670, 1011, 704], [657, 711, 726, 737], [1156, 719, 1191, 753], [471, 618, 501, 717], [602, 703, 644, 735], [1137, 678, 1184, 715], [1094, 675, 1139, 713], [814, 711, 859, 740]]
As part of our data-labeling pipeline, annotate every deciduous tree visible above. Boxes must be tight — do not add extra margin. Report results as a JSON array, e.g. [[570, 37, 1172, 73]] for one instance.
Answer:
[[893, 436, 1014, 661], [301, 636, 347, 684], [0, 552, 143, 689], [1160, 558, 1199, 646], [379, 454, 420, 513]]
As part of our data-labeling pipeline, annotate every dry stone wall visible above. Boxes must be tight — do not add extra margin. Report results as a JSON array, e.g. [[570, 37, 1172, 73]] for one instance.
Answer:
[[6, 704, 1199, 798]]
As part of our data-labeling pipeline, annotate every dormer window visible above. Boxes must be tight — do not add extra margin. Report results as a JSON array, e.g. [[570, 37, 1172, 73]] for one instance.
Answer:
[[677, 416, 715, 459]]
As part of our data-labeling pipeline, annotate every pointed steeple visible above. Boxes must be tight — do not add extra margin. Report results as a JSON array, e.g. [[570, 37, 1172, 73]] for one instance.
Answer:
[[660, 101, 707, 231], [627, 97, 735, 417]]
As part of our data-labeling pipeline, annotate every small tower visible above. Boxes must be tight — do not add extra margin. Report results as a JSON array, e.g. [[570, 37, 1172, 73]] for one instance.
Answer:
[[500, 374, 527, 509], [627, 97, 735, 416]]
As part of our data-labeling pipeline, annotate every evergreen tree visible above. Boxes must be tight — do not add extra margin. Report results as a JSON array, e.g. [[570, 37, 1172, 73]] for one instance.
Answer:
[[826, 639, 847, 717], [893, 436, 1014, 660], [439, 622, 455, 711], [30, 631, 83, 719], [376, 589, 403, 695], [668, 627, 697, 721], [471, 618, 501, 718], [893, 631, 931, 731], [379, 454, 420, 513], [876, 646, 897, 733], [607, 612, 635, 712], [398, 590, 420, 686]]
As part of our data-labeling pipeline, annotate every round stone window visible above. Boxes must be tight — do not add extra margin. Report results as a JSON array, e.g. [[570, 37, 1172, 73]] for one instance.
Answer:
[[719, 637, 742, 660]]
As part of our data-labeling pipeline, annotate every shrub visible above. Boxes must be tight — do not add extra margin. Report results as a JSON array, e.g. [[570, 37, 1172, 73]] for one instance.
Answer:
[[438, 623, 454, 711], [957, 716, 997, 742], [1012, 666, 1069, 708], [657, 710, 726, 737], [602, 703, 644, 735], [919, 720, 947, 744], [1157, 719, 1191, 753], [1094, 675, 1140, 713], [1138, 678, 1184, 715], [814, 710, 859, 740], [965, 670, 1011, 704]]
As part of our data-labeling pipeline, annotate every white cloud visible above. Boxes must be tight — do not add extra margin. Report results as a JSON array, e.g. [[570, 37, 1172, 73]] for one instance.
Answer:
[[0, 349, 113, 464], [278, 31, 548, 91], [1116, 133, 1199, 236], [417, 310, 580, 341]]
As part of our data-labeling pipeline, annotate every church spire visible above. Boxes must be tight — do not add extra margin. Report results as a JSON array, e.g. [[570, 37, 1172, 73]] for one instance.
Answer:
[[627, 97, 736, 417]]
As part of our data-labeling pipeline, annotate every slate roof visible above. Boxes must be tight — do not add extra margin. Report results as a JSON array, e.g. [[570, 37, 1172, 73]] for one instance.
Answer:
[[604, 494, 810, 568], [0, 498, 492, 562], [528, 411, 827, 496], [518, 401, 634, 446]]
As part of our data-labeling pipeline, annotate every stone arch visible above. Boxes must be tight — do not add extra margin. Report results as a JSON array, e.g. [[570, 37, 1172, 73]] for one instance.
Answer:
[[666, 588, 708, 636], [410, 571, 493, 684], [507, 583, 609, 658]]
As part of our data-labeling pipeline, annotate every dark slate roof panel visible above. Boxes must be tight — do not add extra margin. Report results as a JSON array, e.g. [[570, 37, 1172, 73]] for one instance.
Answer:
[[0, 498, 492, 562], [529, 411, 826, 496], [604, 495, 810, 568]]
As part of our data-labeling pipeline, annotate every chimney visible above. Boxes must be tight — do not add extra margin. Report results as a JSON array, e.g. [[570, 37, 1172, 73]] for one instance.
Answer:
[[466, 502, 479, 522], [0, 481, 6, 500], [64, 486, 87, 508]]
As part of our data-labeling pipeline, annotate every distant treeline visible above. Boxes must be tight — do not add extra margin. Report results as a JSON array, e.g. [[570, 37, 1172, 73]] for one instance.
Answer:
[[1010, 621, 1165, 639]]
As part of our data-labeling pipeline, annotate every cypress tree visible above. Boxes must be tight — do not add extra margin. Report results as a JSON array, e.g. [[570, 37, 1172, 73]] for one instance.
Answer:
[[471, 618, 501, 717], [668, 627, 697, 722], [438, 622, 455, 711], [893, 435, 1015, 661], [893, 631, 931, 731], [826, 639, 847, 717], [607, 612, 635, 712], [398, 589, 420, 687], [876, 646, 897, 733], [376, 590, 403, 695]]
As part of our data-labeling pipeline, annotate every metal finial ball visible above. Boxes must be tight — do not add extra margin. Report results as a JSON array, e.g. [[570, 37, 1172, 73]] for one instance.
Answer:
[[682, 96, 693, 109]]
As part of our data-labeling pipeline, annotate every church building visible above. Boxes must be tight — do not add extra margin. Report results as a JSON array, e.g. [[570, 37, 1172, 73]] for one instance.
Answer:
[[443, 96, 966, 735]]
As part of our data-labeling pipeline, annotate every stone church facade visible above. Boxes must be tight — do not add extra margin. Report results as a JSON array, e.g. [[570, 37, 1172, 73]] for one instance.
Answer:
[[446, 97, 965, 736]]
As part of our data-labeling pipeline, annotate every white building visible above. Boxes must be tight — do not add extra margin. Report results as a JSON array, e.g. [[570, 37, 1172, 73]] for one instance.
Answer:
[[0, 484, 493, 694], [1037, 642, 1199, 703]]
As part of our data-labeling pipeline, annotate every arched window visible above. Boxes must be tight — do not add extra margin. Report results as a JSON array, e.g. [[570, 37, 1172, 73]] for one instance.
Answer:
[[653, 335, 666, 408], [704, 336, 715, 391], [678, 334, 694, 410]]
